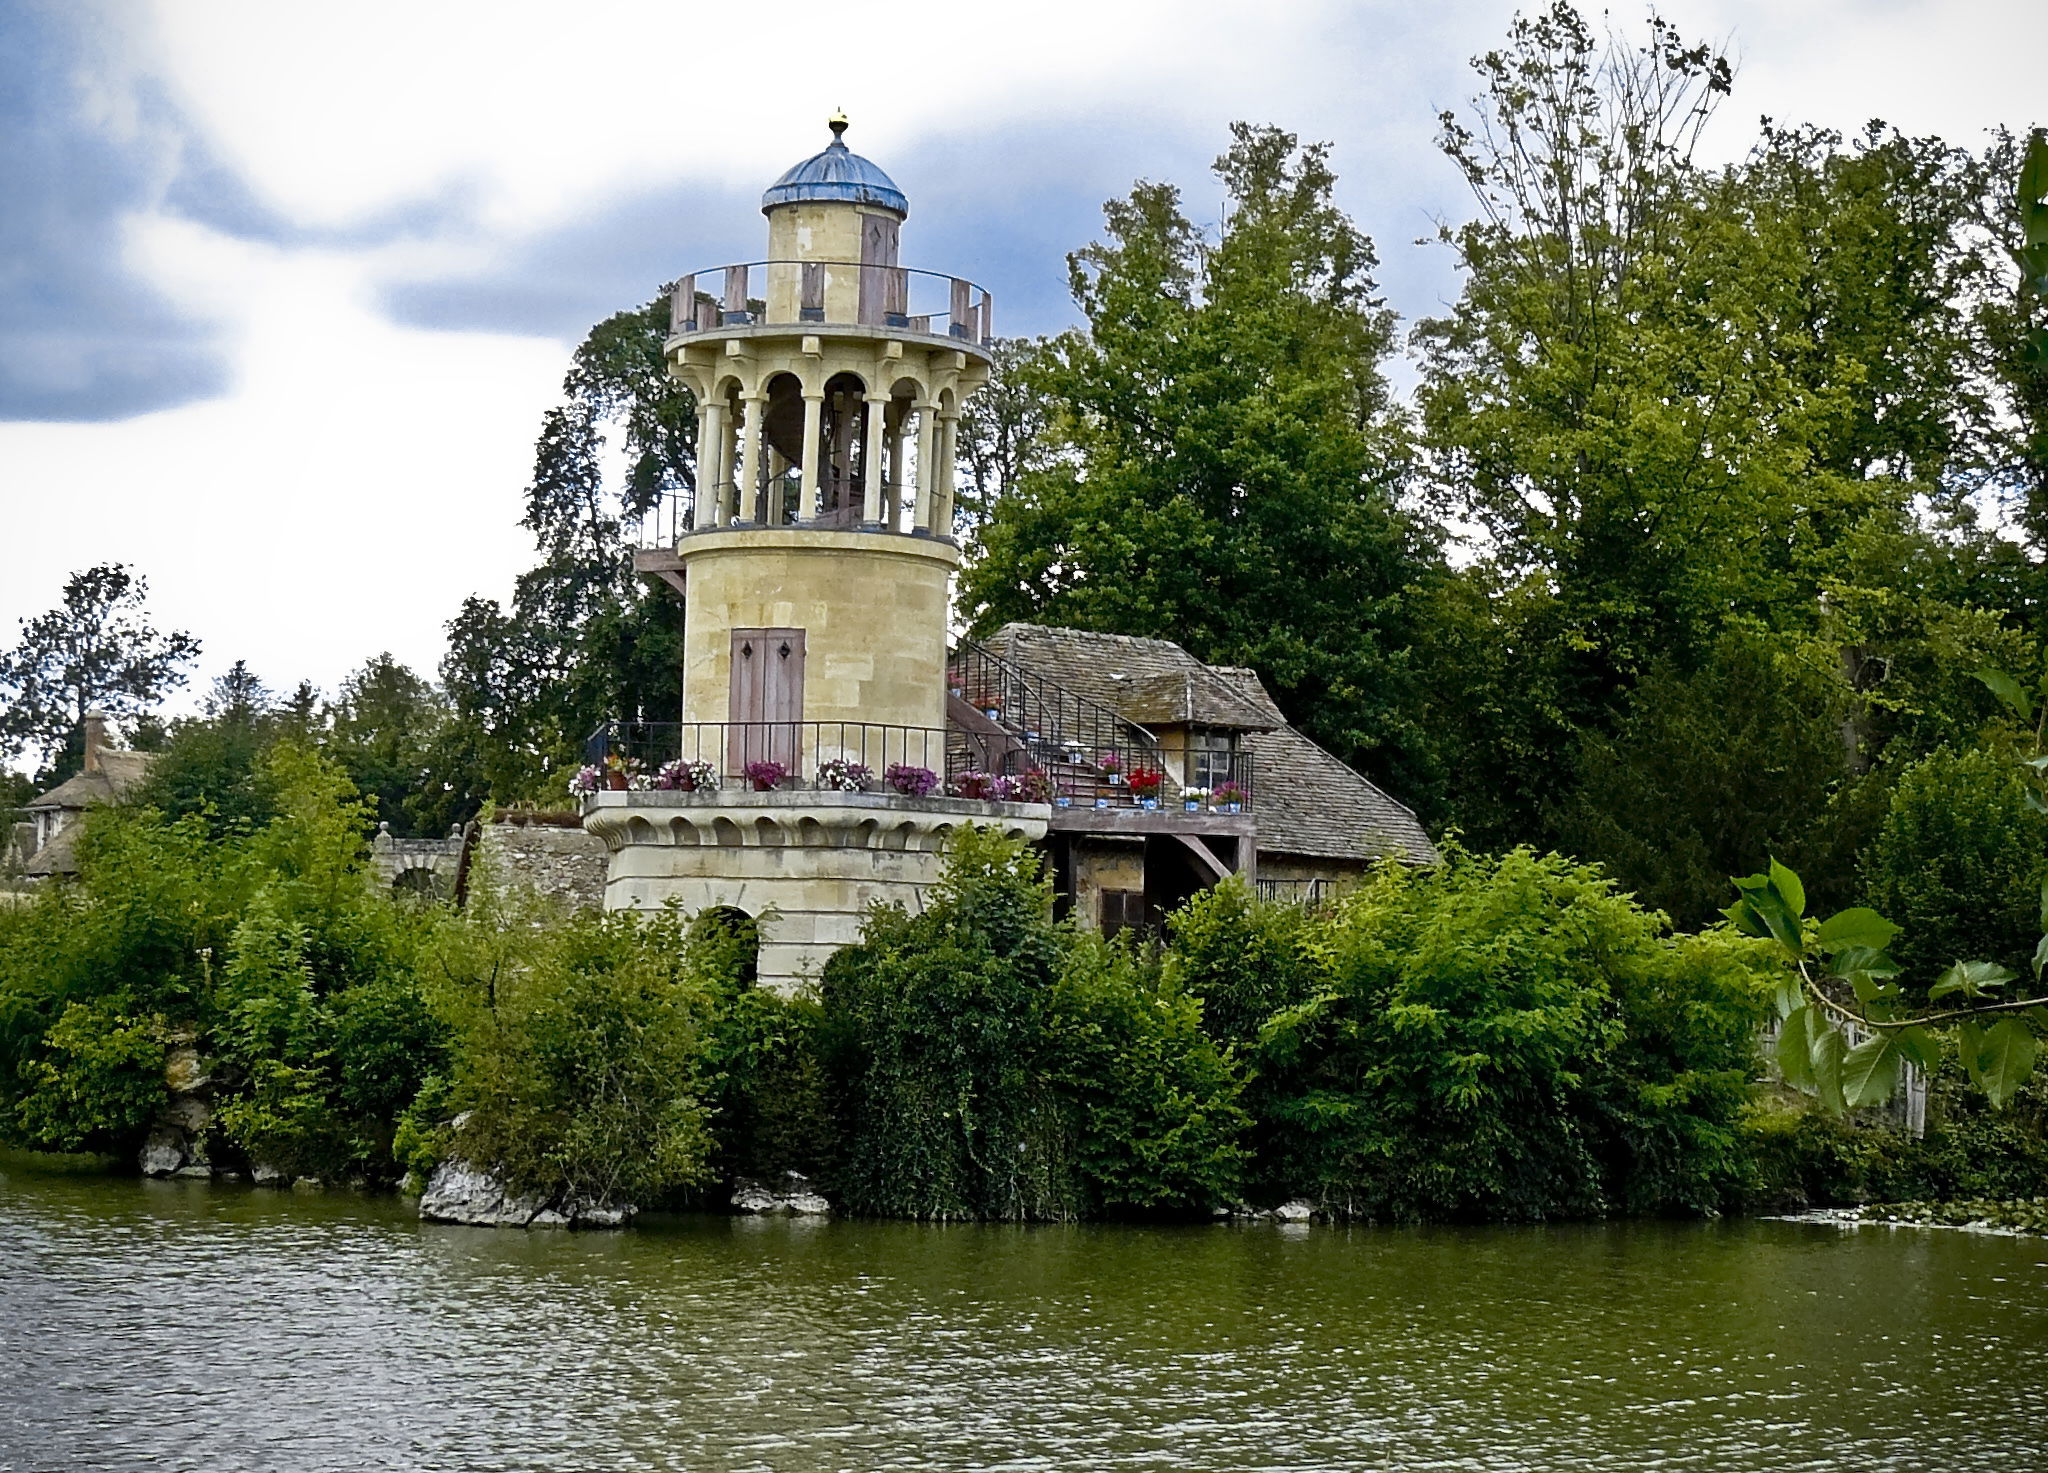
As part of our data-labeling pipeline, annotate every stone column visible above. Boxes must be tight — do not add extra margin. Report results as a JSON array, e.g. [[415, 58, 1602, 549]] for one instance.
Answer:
[[766, 448, 788, 525], [698, 399, 727, 527], [736, 393, 765, 524], [862, 396, 887, 525], [830, 392, 854, 517], [799, 391, 824, 522], [935, 412, 959, 535], [913, 402, 937, 532], [885, 408, 906, 531]]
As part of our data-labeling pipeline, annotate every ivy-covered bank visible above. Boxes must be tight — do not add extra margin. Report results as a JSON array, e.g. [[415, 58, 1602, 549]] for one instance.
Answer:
[[3, 747, 2045, 1224]]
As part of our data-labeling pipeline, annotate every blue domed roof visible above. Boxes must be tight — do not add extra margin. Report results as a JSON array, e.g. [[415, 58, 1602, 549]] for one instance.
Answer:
[[761, 119, 908, 217]]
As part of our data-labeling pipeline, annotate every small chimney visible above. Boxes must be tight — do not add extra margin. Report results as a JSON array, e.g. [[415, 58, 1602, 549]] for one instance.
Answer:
[[82, 710, 108, 775]]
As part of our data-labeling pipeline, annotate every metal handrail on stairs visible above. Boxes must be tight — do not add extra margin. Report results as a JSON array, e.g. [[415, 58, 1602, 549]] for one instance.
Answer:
[[946, 638, 1214, 802]]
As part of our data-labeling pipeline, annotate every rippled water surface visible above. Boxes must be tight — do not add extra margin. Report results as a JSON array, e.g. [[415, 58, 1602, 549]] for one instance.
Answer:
[[5, 1157, 2047, 1471]]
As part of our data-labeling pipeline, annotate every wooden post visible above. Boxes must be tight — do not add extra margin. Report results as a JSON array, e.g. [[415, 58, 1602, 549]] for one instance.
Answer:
[[950, 277, 971, 338], [799, 392, 824, 520], [724, 264, 749, 324], [671, 274, 695, 334]]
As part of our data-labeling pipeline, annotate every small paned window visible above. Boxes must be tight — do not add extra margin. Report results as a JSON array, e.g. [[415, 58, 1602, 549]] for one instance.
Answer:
[[1189, 729, 1237, 792], [1100, 889, 1149, 938]]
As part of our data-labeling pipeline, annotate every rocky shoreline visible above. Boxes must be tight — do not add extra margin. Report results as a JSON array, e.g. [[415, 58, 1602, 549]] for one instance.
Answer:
[[1773, 1201, 2048, 1238]]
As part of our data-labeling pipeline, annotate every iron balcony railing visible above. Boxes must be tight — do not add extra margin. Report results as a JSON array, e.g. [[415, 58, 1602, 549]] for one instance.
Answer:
[[667, 261, 994, 345], [1255, 878, 1338, 908], [590, 721, 950, 786], [583, 720, 1252, 811], [630, 477, 925, 548]]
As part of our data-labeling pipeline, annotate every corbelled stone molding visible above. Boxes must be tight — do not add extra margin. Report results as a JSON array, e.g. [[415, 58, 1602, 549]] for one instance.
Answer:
[[580, 789, 1047, 854]]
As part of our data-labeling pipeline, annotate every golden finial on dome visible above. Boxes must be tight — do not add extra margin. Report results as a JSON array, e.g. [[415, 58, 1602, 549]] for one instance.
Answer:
[[828, 109, 849, 142]]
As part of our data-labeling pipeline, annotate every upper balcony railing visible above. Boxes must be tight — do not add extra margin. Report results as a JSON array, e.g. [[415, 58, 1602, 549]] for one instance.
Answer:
[[668, 261, 995, 346]]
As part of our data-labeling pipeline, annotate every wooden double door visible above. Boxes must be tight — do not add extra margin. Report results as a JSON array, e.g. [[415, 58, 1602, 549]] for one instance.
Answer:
[[730, 628, 805, 773]]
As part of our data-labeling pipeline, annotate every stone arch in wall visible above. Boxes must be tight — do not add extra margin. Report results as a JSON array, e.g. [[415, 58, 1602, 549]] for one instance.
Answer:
[[696, 904, 760, 989]]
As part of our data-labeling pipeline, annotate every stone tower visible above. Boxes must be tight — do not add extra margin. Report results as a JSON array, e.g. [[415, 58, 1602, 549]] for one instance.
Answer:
[[585, 117, 1046, 989]]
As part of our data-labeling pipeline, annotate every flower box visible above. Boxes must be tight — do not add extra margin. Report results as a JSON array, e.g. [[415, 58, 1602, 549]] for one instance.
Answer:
[[657, 759, 718, 792], [815, 758, 873, 792], [885, 763, 938, 798]]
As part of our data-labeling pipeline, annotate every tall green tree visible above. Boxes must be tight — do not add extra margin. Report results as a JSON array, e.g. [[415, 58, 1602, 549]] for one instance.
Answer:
[[442, 293, 691, 802], [326, 653, 469, 837], [0, 564, 199, 780], [1415, 3, 2026, 873], [960, 124, 1439, 796]]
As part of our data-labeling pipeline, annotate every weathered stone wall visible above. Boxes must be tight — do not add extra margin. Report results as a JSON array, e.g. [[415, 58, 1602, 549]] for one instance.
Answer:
[[1067, 836, 1145, 932], [478, 817, 610, 912]]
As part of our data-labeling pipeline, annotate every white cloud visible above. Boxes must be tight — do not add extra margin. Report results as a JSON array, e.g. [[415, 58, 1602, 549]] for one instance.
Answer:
[[0, 214, 557, 710], [132, 0, 1379, 234]]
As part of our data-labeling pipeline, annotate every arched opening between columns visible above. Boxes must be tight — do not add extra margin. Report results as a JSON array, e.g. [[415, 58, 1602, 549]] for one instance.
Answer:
[[755, 371, 806, 524], [816, 371, 872, 527]]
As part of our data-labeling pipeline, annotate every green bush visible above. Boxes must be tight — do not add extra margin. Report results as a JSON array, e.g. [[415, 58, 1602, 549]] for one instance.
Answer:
[[820, 827, 1247, 1220], [1227, 847, 1771, 1220], [1164, 880, 1322, 1050], [13, 1000, 166, 1153], [428, 902, 720, 1210], [1735, 1100, 1888, 1208], [703, 978, 833, 1187], [1046, 936, 1248, 1213], [1737, 1063, 2048, 1211], [819, 828, 1076, 1219]]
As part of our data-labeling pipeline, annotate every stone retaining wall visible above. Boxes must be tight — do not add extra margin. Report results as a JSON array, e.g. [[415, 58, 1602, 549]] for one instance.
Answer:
[[478, 817, 610, 912]]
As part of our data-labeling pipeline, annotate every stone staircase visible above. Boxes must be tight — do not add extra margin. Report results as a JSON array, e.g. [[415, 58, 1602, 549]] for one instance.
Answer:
[[945, 638, 1179, 801]]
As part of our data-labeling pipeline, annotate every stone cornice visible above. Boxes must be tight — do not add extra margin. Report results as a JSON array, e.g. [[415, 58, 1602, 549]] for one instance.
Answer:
[[580, 789, 1048, 854]]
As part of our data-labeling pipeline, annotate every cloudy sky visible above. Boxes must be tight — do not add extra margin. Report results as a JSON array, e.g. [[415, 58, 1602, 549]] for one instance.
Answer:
[[2, 0, 2043, 755]]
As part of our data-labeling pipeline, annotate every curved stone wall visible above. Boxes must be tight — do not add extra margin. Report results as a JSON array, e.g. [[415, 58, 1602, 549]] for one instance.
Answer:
[[582, 789, 1048, 992]]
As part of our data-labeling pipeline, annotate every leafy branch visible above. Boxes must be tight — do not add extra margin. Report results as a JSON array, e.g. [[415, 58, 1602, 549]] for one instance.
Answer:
[[1726, 859, 2047, 1111]]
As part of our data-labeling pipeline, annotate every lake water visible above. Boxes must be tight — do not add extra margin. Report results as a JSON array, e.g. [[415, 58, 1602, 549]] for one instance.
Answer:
[[4, 1156, 2046, 1472]]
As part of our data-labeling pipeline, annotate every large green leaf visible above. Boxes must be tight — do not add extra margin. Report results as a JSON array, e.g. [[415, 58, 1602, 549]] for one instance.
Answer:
[[1816, 908, 1900, 954], [1729, 874, 1802, 955], [1973, 668, 2034, 721], [1767, 858, 1806, 922], [1980, 1019, 2040, 1110], [1776, 1006, 1816, 1091], [1894, 1025, 1942, 1075], [1929, 960, 2017, 1002], [1811, 1022, 1849, 1115], [1842, 1032, 1904, 1110], [1958, 1019, 1987, 1090], [2020, 130, 2048, 216]]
